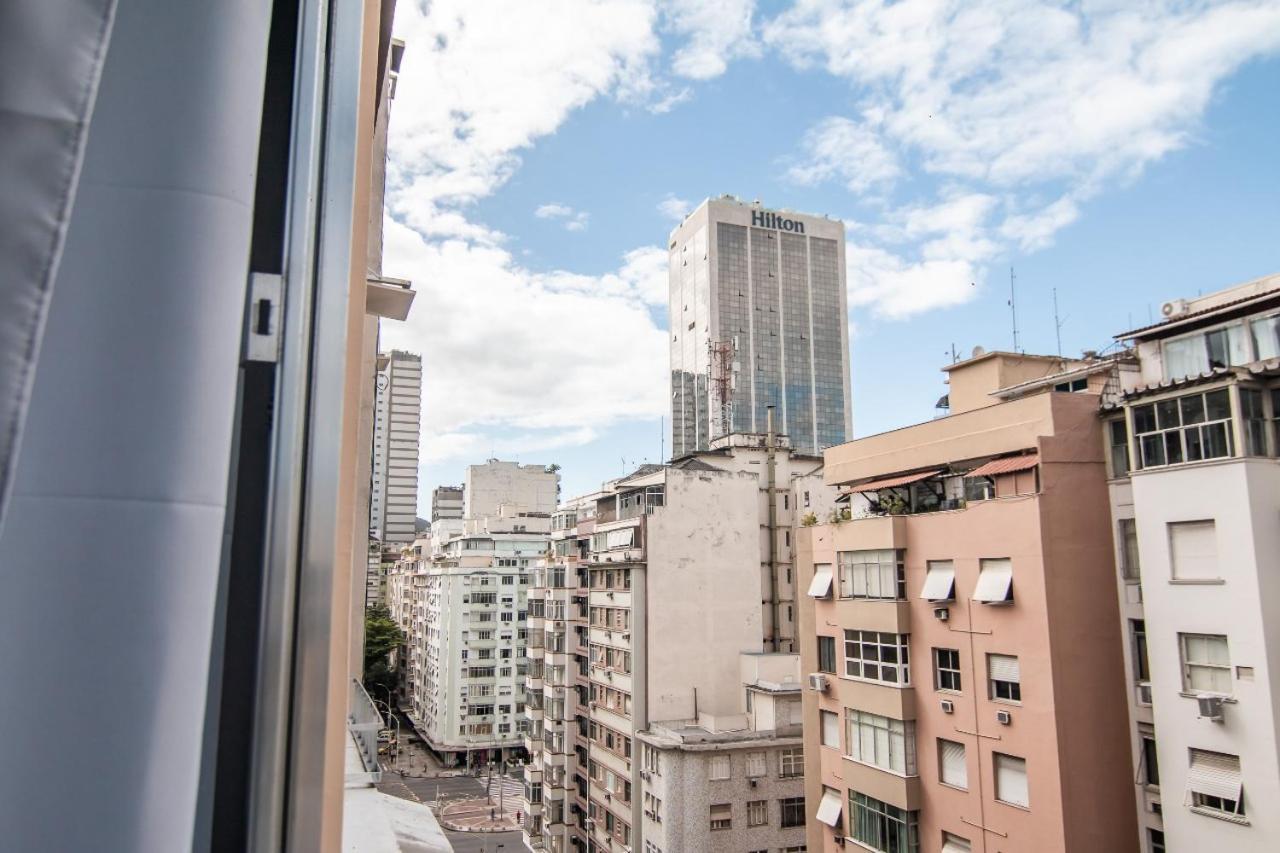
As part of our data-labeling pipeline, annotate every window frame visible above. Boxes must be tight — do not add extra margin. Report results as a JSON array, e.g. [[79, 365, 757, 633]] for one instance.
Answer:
[[1179, 632, 1232, 696], [933, 647, 961, 693], [838, 549, 906, 601], [843, 629, 911, 686], [993, 752, 1029, 808]]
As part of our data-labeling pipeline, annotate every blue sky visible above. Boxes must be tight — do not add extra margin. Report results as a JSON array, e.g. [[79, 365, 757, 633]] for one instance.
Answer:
[[383, 0, 1280, 508]]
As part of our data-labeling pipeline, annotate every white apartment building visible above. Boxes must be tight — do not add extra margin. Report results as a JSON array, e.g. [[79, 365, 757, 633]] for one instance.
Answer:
[[1108, 272, 1280, 853], [637, 653, 808, 853], [371, 349, 422, 545], [431, 485, 464, 521]]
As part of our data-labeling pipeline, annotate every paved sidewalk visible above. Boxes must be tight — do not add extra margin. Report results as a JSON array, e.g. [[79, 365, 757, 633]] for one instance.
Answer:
[[439, 797, 523, 832]]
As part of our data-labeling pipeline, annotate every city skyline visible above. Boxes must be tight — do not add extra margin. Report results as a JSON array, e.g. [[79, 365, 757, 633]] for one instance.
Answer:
[[379, 2, 1280, 510]]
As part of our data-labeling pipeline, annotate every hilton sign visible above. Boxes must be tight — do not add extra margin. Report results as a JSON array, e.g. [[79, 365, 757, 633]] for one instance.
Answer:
[[751, 209, 805, 234]]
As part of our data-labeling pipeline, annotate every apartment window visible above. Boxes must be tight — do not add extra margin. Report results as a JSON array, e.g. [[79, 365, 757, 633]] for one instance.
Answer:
[[942, 833, 972, 853], [746, 799, 767, 826], [779, 797, 805, 828], [934, 648, 961, 692], [1169, 520, 1219, 581], [988, 654, 1022, 703], [848, 791, 919, 853], [1118, 519, 1140, 581], [1179, 633, 1231, 694], [973, 558, 1013, 604], [920, 560, 955, 602], [1187, 749, 1244, 819], [838, 549, 905, 600], [1139, 725, 1159, 787], [1241, 387, 1268, 455], [1132, 619, 1151, 683], [847, 710, 917, 776], [994, 753, 1029, 807], [1148, 829, 1165, 853], [709, 804, 732, 831], [844, 630, 910, 685], [779, 747, 804, 778], [1108, 418, 1130, 477], [1163, 324, 1249, 381], [821, 710, 840, 749], [939, 739, 967, 789], [745, 751, 766, 778], [709, 754, 730, 780], [817, 635, 837, 674], [1132, 389, 1233, 468]]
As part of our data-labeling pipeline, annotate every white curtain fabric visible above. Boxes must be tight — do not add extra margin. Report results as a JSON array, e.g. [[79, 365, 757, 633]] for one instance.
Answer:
[[0, 0, 117, 529]]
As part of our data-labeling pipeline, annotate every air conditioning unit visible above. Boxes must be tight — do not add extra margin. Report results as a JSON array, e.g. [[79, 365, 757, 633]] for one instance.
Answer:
[[996, 709, 1012, 725], [1162, 299, 1190, 319], [1197, 694, 1225, 722], [940, 699, 955, 714], [807, 673, 829, 693], [934, 606, 950, 621], [1137, 682, 1153, 705]]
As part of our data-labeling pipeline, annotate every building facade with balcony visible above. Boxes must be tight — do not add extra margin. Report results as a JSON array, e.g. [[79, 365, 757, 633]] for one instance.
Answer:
[[1105, 272, 1280, 853], [798, 350, 1137, 853]]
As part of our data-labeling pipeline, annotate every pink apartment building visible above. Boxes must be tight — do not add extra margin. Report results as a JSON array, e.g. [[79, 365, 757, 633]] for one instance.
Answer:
[[798, 351, 1137, 853]]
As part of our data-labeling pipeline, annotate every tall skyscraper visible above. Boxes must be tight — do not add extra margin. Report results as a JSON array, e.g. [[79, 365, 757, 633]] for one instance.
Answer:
[[370, 349, 422, 544], [669, 196, 852, 457]]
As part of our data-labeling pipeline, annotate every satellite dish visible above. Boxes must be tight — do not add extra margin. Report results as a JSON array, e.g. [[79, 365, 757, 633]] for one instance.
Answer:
[[971, 346, 986, 358]]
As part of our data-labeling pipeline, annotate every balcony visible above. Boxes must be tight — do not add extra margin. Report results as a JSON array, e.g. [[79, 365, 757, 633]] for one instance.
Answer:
[[525, 705, 544, 722]]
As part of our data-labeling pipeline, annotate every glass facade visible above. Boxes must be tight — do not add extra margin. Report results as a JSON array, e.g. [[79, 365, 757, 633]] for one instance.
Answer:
[[669, 208, 850, 457]]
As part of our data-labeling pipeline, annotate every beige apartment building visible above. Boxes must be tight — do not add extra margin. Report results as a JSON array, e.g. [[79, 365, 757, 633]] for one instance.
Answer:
[[523, 432, 842, 852], [1105, 272, 1280, 853], [798, 350, 1137, 853]]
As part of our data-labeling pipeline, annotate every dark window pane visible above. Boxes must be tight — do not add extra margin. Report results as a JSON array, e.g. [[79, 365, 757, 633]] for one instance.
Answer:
[[1156, 399, 1181, 430], [1206, 389, 1231, 420], [1141, 434, 1165, 467], [1111, 420, 1128, 444], [1185, 426, 1204, 461], [1203, 421, 1231, 458], [1180, 394, 1205, 424], [1164, 431, 1184, 464], [1133, 404, 1157, 434], [1207, 329, 1230, 368]]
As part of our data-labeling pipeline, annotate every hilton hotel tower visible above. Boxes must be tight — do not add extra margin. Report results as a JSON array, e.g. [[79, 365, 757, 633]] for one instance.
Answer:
[[669, 196, 852, 457]]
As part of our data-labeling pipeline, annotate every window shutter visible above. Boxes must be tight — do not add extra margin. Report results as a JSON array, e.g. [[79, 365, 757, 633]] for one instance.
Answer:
[[815, 788, 842, 827], [995, 754, 1028, 806], [921, 561, 956, 601], [942, 834, 972, 853], [821, 711, 839, 748], [988, 654, 1021, 684], [1186, 749, 1242, 802], [940, 739, 967, 788], [807, 564, 833, 598], [1170, 521, 1218, 579], [973, 558, 1013, 603]]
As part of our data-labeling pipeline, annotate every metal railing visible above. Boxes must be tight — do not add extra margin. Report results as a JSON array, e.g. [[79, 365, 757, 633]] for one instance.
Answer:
[[349, 678, 384, 780]]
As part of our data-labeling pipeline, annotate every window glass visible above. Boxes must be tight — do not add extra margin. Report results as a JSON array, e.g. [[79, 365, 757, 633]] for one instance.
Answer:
[[1251, 315, 1280, 360], [1181, 633, 1231, 694], [1164, 335, 1207, 380]]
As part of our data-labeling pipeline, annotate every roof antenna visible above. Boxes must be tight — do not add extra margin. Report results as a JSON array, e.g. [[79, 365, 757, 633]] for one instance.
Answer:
[[1009, 267, 1020, 353], [1053, 287, 1066, 357]]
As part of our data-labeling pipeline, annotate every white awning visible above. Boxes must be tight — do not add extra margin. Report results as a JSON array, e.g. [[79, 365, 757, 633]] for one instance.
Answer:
[[1187, 749, 1242, 802], [808, 564, 834, 598], [815, 789, 842, 827], [921, 562, 956, 601], [988, 654, 1021, 684], [973, 559, 1013, 603]]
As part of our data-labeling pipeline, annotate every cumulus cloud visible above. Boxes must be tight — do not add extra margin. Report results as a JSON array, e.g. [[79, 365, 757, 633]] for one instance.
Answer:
[[535, 202, 591, 231], [765, 0, 1280, 317], [661, 0, 760, 79], [657, 194, 691, 221]]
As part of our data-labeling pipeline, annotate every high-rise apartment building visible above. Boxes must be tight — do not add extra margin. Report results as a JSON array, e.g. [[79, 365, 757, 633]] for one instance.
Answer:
[[431, 485, 464, 521], [669, 196, 852, 458], [798, 350, 1137, 853], [1105, 272, 1280, 853], [370, 349, 422, 545], [522, 442, 842, 853]]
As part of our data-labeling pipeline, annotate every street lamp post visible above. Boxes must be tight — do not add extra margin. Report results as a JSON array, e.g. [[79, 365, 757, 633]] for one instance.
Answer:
[[373, 697, 400, 767]]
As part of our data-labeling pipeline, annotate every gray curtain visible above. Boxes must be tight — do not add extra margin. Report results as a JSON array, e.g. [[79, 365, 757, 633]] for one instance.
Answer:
[[0, 0, 117, 530]]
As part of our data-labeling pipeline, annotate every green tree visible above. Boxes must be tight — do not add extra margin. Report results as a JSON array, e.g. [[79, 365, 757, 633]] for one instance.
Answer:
[[363, 605, 403, 698]]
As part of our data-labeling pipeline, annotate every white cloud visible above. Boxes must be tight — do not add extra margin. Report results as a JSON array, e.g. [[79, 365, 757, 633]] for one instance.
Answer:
[[788, 116, 900, 194], [661, 0, 760, 79], [657, 194, 691, 221], [535, 202, 591, 231], [765, 0, 1280, 318]]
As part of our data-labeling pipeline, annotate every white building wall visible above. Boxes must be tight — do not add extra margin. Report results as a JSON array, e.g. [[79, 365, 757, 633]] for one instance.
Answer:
[[464, 459, 559, 520], [1131, 459, 1280, 851]]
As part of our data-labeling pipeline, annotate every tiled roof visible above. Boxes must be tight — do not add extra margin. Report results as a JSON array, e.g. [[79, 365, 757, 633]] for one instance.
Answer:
[[967, 454, 1040, 478]]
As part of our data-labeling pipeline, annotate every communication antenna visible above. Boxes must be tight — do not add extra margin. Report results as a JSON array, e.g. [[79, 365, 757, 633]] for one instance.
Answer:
[[1052, 288, 1066, 357], [1009, 267, 1020, 352]]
